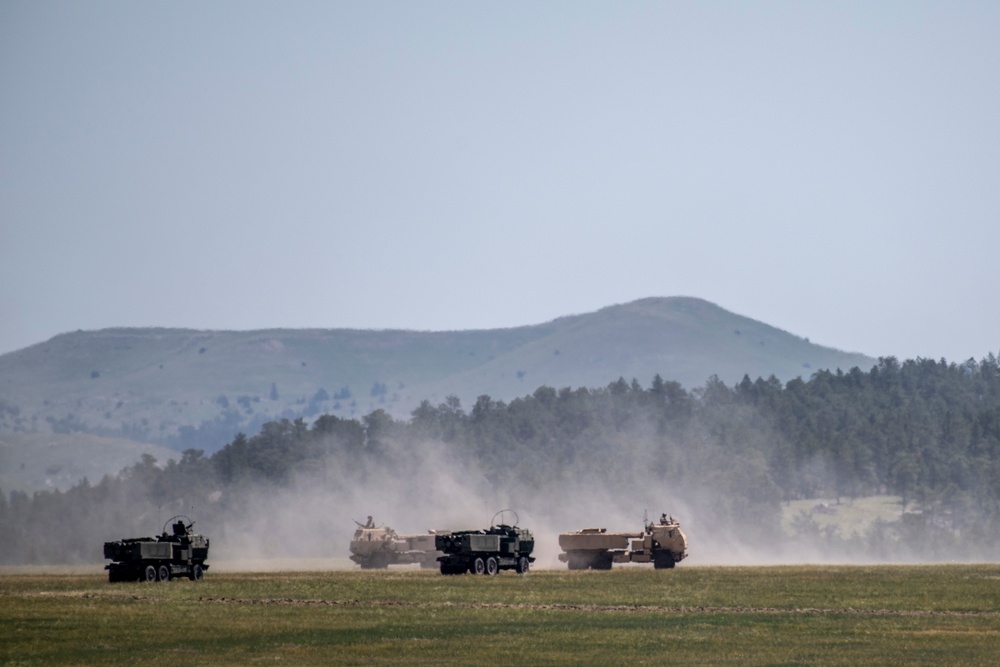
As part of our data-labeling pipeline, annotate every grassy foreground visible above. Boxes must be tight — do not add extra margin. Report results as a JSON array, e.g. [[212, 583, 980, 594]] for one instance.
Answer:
[[2, 565, 999, 666]]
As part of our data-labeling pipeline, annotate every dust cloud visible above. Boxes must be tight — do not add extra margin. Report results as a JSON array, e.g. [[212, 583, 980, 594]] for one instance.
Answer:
[[197, 433, 914, 572]]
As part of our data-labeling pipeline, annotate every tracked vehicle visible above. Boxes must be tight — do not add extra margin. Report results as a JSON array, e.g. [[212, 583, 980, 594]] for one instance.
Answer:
[[436, 510, 534, 575], [558, 513, 688, 570], [104, 515, 210, 582], [349, 517, 445, 569]]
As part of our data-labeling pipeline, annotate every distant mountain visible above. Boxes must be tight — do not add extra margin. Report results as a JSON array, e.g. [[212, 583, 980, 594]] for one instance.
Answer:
[[0, 297, 875, 453]]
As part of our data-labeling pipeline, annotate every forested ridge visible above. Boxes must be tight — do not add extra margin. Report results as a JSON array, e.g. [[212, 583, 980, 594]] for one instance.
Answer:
[[3, 355, 999, 564], [0, 298, 876, 450]]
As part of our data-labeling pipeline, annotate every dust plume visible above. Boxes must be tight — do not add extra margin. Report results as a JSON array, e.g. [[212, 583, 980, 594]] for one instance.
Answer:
[[195, 423, 993, 571], [199, 434, 788, 571]]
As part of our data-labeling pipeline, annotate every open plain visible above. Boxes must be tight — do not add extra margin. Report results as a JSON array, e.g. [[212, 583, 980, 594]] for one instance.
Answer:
[[2, 565, 999, 666]]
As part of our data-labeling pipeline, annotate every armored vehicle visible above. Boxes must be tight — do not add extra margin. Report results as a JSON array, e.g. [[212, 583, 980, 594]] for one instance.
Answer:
[[349, 516, 445, 569], [104, 515, 210, 583], [435, 510, 534, 575], [558, 513, 688, 570]]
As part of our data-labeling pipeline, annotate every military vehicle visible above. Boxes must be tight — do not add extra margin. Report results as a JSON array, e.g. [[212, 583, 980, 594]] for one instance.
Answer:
[[558, 513, 688, 570], [349, 516, 445, 569], [435, 509, 535, 575], [104, 515, 210, 582]]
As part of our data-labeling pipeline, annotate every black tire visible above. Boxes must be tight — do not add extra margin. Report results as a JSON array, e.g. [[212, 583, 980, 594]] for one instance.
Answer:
[[472, 557, 486, 575], [516, 557, 530, 575], [485, 557, 499, 576], [157, 564, 171, 582], [143, 564, 157, 582], [653, 552, 676, 569], [595, 554, 614, 570], [189, 563, 204, 581], [361, 552, 388, 570]]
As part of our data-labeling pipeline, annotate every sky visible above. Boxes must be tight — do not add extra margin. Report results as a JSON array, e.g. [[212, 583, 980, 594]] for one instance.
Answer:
[[2, 1, 998, 364]]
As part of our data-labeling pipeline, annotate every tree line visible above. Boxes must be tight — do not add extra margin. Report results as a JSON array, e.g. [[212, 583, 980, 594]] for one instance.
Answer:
[[2, 355, 999, 564]]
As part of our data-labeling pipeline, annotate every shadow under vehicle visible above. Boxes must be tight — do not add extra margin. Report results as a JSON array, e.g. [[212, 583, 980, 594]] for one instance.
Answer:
[[435, 509, 535, 575], [558, 513, 688, 570], [104, 515, 210, 583]]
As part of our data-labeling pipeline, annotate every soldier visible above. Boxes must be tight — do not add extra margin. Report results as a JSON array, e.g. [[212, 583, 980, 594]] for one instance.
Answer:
[[660, 513, 668, 525], [365, 515, 374, 528]]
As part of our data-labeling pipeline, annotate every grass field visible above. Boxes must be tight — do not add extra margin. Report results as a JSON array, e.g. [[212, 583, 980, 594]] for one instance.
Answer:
[[2, 565, 999, 666]]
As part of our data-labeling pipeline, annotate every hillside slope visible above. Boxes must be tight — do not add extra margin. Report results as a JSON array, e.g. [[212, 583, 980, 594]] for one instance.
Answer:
[[414, 297, 873, 404], [0, 297, 875, 452]]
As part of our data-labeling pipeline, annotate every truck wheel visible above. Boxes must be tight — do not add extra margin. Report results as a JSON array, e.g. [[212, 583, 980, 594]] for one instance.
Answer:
[[516, 557, 530, 574], [189, 564, 204, 581], [485, 557, 499, 576], [472, 557, 486, 575], [157, 565, 171, 581], [143, 564, 157, 582], [654, 553, 675, 569]]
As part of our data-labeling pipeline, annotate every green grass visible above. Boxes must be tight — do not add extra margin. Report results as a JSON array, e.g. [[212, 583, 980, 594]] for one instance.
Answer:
[[2, 565, 998, 665]]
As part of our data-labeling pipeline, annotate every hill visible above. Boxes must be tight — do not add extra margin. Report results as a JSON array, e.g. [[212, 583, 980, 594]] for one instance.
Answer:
[[0, 297, 875, 453]]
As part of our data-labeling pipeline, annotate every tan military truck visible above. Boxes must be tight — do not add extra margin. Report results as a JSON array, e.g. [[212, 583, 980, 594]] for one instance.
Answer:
[[349, 517, 446, 569], [558, 513, 688, 570]]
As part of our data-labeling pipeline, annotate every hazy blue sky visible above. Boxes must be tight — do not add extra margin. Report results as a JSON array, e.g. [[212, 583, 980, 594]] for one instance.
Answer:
[[2, 1, 998, 363]]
